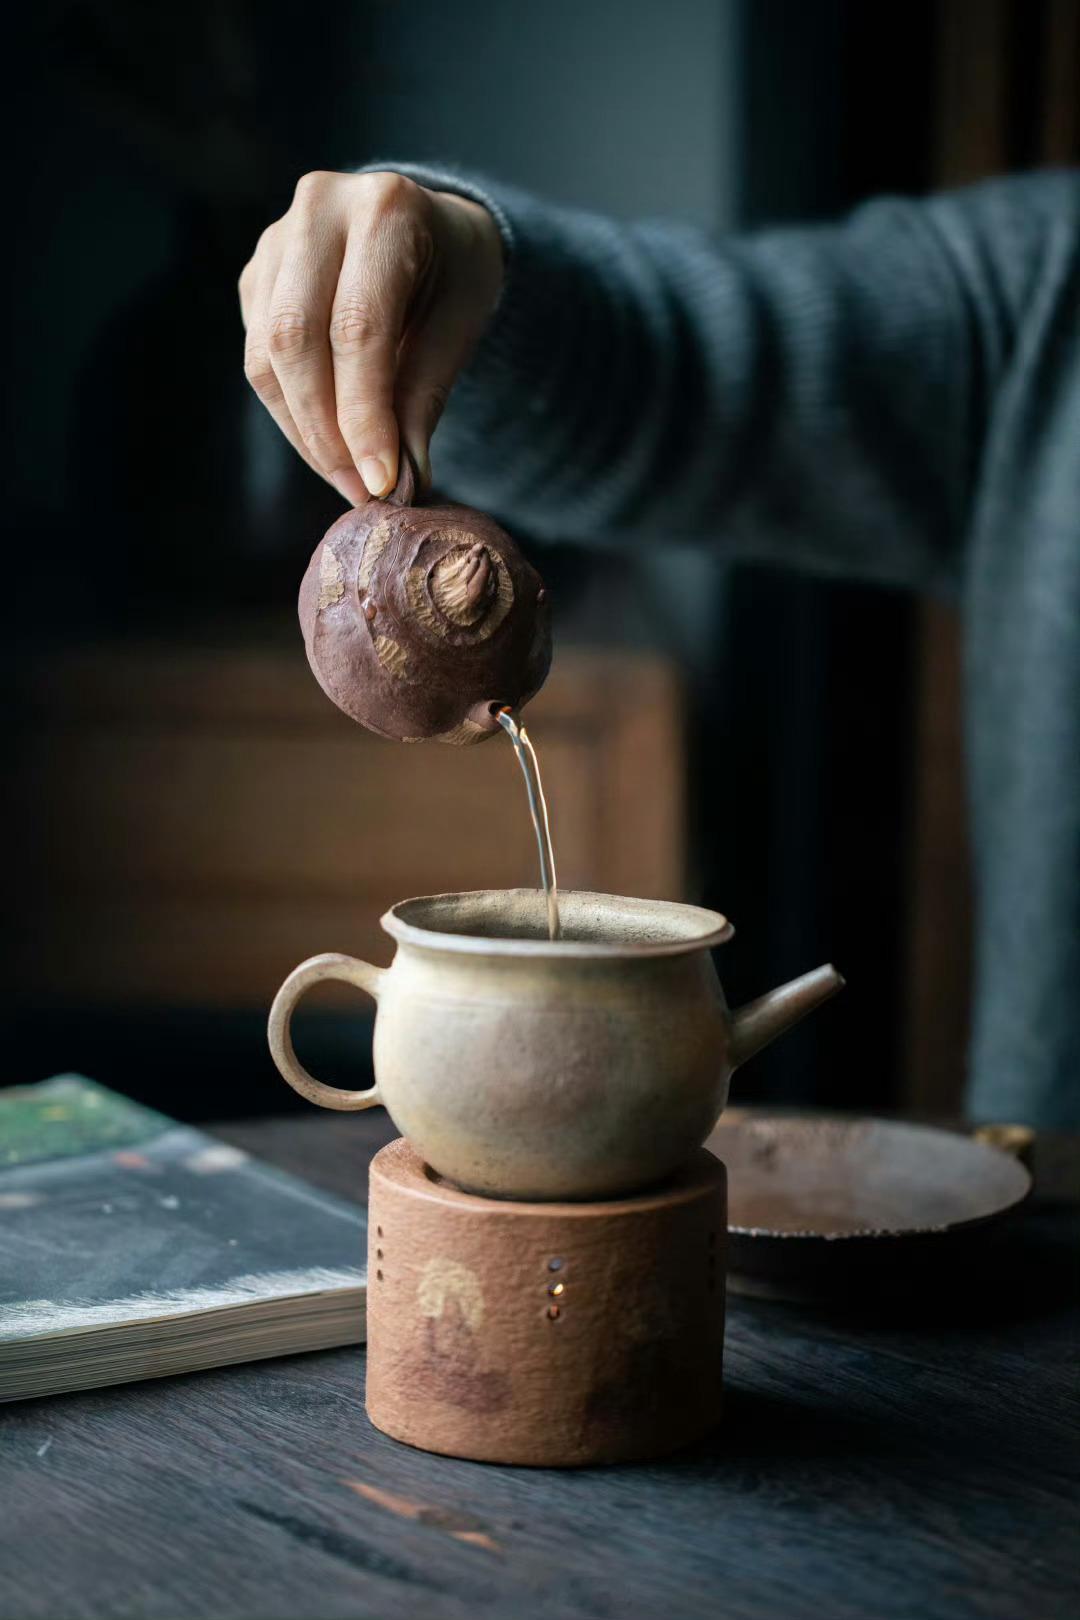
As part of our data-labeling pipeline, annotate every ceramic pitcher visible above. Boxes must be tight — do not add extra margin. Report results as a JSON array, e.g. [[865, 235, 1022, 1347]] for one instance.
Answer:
[[268, 889, 843, 1201]]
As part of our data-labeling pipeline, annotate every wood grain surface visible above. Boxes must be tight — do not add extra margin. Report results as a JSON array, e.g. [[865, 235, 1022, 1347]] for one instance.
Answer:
[[2, 1110, 1077, 1620]]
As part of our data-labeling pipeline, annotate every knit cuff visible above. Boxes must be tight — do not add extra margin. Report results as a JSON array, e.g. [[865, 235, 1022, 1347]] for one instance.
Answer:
[[354, 162, 593, 446], [359, 161, 519, 257]]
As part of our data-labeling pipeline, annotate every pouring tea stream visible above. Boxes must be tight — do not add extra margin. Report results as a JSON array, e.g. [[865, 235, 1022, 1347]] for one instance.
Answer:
[[495, 706, 561, 941], [271, 474, 844, 1199]]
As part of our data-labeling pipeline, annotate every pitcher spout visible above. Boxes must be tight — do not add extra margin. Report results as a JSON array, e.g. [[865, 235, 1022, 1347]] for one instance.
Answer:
[[729, 964, 845, 1069]]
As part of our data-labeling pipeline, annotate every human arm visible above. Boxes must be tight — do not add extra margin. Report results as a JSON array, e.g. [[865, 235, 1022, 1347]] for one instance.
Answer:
[[240, 166, 1079, 592]]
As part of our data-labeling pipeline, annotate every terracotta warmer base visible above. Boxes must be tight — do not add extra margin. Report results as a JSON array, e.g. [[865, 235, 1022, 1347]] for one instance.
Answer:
[[365, 1139, 727, 1467]]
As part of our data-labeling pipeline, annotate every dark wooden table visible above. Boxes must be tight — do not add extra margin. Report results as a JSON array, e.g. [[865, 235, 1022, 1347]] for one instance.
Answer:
[[3, 1113, 1078, 1620]]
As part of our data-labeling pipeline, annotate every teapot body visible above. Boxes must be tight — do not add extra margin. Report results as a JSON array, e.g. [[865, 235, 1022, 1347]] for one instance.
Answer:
[[372, 929, 732, 1200], [267, 889, 843, 1201], [298, 498, 551, 743]]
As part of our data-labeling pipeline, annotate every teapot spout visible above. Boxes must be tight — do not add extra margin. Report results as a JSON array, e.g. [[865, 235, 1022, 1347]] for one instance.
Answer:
[[729, 964, 845, 1069], [466, 699, 508, 735]]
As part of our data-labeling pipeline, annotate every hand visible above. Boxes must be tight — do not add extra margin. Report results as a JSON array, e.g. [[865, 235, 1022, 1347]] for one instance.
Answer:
[[239, 171, 504, 504]]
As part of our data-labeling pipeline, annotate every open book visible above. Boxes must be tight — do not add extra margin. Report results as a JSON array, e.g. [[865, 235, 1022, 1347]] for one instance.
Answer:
[[0, 1075, 366, 1401]]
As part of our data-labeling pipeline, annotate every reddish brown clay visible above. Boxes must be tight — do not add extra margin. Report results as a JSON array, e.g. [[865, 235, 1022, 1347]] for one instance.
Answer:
[[298, 454, 551, 743], [706, 1112, 1034, 1302], [365, 1138, 727, 1467]]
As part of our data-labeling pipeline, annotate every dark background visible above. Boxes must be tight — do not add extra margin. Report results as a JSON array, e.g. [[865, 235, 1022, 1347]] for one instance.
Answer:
[[5, 0, 1070, 1122]]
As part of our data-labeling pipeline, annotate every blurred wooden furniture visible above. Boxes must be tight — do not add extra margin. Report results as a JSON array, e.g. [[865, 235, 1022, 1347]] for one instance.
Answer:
[[10, 640, 684, 1009]]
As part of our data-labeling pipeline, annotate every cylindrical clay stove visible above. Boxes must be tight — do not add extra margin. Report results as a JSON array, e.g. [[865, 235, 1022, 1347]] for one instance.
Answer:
[[365, 1139, 727, 1467]]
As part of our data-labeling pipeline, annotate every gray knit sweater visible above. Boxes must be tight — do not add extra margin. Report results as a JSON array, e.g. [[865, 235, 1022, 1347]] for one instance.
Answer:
[[384, 164, 1080, 1127]]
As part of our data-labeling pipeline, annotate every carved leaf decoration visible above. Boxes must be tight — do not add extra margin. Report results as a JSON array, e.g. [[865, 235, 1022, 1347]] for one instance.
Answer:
[[374, 634, 417, 683], [317, 545, 345, 610], [357, 522, 393, 594]]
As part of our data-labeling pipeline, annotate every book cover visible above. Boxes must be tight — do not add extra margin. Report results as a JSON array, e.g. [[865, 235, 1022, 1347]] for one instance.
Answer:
[[0, 1075, 367, 1400]]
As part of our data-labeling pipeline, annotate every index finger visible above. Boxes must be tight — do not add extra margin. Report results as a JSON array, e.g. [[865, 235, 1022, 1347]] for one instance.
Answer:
[[266, 234, 370, 507], [330, 180, 433, 500]]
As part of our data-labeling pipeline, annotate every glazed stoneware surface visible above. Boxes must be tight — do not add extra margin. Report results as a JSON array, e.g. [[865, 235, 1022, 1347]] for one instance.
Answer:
[[267, 889, 843, 1201]]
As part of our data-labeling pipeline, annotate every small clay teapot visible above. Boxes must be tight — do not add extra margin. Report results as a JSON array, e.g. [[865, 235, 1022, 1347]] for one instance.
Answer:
[[298, 454, 551, 743]]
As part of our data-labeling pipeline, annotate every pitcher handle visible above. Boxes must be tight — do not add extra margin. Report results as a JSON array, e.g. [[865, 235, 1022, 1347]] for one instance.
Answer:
[[268, 952, 385, 1111]]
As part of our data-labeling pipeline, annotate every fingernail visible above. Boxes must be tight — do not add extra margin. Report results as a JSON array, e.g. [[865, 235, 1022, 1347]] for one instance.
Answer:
[[331, 467, 369, 507], [361, 456, 393, 498]]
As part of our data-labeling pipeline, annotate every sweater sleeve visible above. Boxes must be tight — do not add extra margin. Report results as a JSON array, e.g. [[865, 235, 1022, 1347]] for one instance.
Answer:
[[367, 163, 1079, 594]]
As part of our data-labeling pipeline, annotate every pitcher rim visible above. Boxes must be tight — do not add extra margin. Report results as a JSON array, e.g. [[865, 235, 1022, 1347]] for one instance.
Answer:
[[381, 888, 734, 959]]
